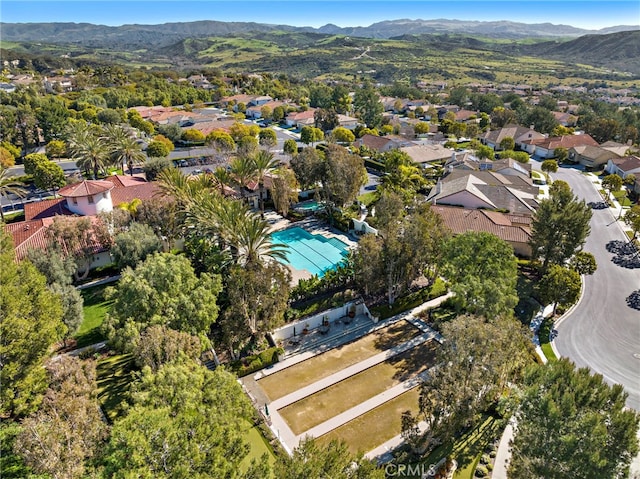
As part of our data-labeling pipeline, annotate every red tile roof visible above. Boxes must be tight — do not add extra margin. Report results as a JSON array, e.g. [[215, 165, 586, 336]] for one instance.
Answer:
[[432, 205, 532, 244], [24, 198, 73, 220], [110, 182, 162, 206], [522, 134, 598, 150], [58, 179, 114, 198]]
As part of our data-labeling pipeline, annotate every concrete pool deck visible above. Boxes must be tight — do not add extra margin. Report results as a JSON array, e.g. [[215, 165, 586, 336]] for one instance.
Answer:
[[263, 211, 357, 283]]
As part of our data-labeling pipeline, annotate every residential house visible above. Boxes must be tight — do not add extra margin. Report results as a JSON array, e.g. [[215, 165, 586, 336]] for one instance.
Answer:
[[432, 205, 532, 257], [5, 176, 161, 268], [399, 143, 454, 167], [521, 134, 599, 159], [336, 114, 359, 130], [454, 109, 479, 123], [568, 145, 623, 169], [605, 156, 640, 194], [354, 134, 409, 153], [245, 100, 290, 119], [43, 76, 74, 93], [285, 109, 317, 129], [444, 154, 531, 178], [479, 124, 545, 151], [426, 169, 540, 215], [552, 111, 578, 127]]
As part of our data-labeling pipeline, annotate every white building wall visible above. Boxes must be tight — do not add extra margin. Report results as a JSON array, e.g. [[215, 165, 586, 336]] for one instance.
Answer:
[[65, 191, 113, 216]]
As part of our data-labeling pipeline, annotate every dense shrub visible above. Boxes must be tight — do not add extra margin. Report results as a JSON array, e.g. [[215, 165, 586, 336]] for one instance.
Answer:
[[229, 346, 284, 377]]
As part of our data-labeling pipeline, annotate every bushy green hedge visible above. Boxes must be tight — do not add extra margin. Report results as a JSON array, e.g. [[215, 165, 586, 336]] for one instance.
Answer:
[[230, 347, 284, 377]]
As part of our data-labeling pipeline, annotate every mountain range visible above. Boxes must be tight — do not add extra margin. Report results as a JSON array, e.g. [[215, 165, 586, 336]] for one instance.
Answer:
[[1, 19, 638, 48]]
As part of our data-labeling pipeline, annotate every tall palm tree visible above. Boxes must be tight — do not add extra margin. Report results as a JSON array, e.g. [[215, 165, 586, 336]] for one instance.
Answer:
[[106, 125, 146, 175], [252, 150, 279, 215], [229, 156, 258, 203], [210, 166, 233, 195], [67, 124, 111, 179], [0, 167, 28, 222]]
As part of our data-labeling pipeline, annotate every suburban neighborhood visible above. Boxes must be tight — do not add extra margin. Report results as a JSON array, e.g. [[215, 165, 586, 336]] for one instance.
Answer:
[[1, 8, 640, 479]]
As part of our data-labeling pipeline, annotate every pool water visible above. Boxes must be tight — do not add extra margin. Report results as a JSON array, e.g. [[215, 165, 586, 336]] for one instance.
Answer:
[[271, 227, 350, 277], [294, 200, 322, 212]]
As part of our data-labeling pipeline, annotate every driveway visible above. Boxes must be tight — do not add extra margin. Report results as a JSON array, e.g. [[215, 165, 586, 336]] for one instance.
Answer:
[[548, 164, 640, 410]]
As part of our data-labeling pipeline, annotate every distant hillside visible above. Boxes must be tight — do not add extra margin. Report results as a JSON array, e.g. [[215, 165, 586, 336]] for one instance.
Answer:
[[507, 30, 640, 74], [1, 19, 638, 48]]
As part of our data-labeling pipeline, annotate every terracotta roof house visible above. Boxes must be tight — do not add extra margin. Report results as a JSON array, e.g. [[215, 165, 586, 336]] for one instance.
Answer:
[[552, 111, 578, 127], [285, 109, 317, 128], [245, 100, 291, 119], [454, 109, 479, 122], [336, 114, 359, 130], [479, 124, 545, 150], [432, 205, 532, 257], [5, 176, 162, 267], [354, 134, 408, 153], [568, 145, 623, 169], [427, 170, 540, 215], [399, 144, 454, 166], [521, 134, 599, 159]]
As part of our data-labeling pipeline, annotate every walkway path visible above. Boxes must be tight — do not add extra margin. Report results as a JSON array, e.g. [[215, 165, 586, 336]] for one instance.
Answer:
[[491, 418, 515, 479]]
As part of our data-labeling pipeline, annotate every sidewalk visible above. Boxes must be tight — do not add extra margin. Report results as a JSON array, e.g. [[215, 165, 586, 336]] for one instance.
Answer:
[[492, 418, 515, 479]]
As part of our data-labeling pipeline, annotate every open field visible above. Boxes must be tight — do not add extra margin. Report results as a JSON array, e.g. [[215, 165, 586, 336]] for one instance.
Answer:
[[239, 421, 276, 474], [279, 340, 437, 435], [258, 320, 419, 400], [316, 388, 421, 454]]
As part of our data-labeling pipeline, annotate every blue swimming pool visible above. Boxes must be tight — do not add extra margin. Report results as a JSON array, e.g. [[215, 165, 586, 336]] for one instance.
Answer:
[[271, 227, 350, 277]]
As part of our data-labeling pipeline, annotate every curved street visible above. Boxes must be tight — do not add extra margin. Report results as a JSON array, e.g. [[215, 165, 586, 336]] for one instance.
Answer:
[[549, 164, 640, 410]]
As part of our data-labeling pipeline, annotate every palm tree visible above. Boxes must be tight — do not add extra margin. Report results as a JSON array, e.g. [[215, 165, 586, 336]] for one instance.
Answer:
[[106, 125, 146, 175], [232, 213, 288, 267], [229, 156, 258, 203], [252, 150, 279, 215], [210, 166, 234, 195], [0, 167, 28, 221], [67, 124, 111, 179]]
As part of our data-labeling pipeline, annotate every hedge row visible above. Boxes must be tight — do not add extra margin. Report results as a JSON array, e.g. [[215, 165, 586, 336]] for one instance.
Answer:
[[230, 346, 284, 377]]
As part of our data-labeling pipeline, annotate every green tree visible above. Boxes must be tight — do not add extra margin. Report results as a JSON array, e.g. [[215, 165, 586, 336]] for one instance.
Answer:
[[541, 159, 558, 175], [271, 166, 299, 216], [133, 325, 202, 371], [26, 247, 76, 286], [602, 173, 623, 204], [146, 139, 171, 158], [332, 126, 356, 144], [414, 121, 431, 135], [500, 150, 529, 163], [530, 181, 592, 272], [523, 106, 558, 135], [109, 127, 146, 175], [23, 152, 49, 176], [283, 138, 298, 158], [0, 231, 65, 417], [143, 157, 173, 181], [67, 124, 111, 179], [553, 146, 569, 163], [36, 97, 70, 142], [252, 150, 280, 214], [206, 130, 236, 162], [97, 108, 123, 125], [290, 146, 323, 190], [182, 128, 205, 143], [103, 253, 222, 352], [537, 264, 581, 314], [624, 205, 640, 241], [475, 144, 495, 160], [442, 231, 518, 317], [499, 136, 515, 151], [258, 128, 277, 149], [353, 83, 384, 128], [300, 126, 324, 145], [569, 251, 597, 275], [45, 139, 66, 159], [379, 150, 426, 201], [103, 363, 262, 479], [0, 147, 15, 168], [0, 166, 27, 221], [33, 161, 66, 195], [156, 123, 182, 143], [0, 141, 21, 161], [15, 356, 108, 479], [275, 437, 384, 479], [314, 108, 339, 132], [509, 359, 639, 479], [49, 283, 84, 347], [111, 222, 163, 269], [418, 314, 531, 449], [222, 262, 291, 354]]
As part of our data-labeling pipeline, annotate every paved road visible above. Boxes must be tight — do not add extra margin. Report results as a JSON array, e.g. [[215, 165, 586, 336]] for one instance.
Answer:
[[549, 164, 640, 410]]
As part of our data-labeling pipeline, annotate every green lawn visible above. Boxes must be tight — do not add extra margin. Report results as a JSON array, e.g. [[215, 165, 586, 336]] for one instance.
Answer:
[[279, 341, 437, 435], [75, 284, 113, 348], [357, 191, 379, 207], [258, 320, 419, 401], [96, 353, 137, 423], [613, 190, 632, 207], [538, 317, 558, 362], [419, 415, 503, 479], [240, 421, 276, 475]]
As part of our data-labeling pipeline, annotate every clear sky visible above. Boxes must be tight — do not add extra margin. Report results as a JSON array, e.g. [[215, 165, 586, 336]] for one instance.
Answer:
[[2, 1, 639, 30]]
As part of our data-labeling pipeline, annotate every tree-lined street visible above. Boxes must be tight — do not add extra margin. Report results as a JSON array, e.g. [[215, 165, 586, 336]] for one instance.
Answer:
[[548, 163, 640, 410]]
